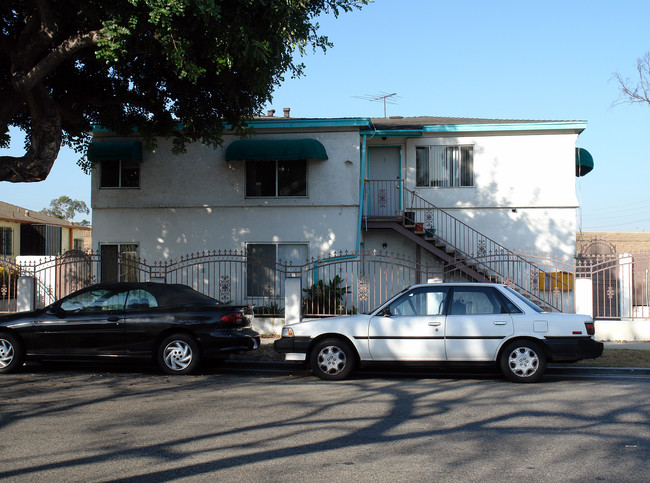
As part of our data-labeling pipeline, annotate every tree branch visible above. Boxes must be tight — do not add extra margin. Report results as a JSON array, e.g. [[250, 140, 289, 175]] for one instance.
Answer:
[[12, 30, 103, 92]]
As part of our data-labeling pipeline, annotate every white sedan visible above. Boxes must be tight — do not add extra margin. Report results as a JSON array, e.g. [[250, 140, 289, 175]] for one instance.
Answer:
[[274, 283, 603, 382]]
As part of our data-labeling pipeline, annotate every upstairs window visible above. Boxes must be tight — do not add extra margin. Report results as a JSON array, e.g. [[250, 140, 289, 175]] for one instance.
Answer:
[[245, 160, 307, 197], [416, 145, 474, 188], [89, 141, 142, 189], [100, 159, 140, 188]]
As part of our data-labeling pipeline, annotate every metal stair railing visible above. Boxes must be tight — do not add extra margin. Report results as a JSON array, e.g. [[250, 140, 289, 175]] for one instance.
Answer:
[[401, 186, 564, 311]]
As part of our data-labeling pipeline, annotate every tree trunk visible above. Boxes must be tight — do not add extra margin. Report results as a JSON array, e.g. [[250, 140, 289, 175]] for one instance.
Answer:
[[0, 85, 61, 182]]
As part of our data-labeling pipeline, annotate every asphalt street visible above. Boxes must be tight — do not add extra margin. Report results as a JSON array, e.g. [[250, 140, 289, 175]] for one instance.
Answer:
[[1, 362, 649, 482]]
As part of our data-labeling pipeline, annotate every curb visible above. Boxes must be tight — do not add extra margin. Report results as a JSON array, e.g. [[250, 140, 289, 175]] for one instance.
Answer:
[[225, 359, 650, 377]]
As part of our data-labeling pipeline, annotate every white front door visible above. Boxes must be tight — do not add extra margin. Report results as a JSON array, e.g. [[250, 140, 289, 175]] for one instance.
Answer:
[[367, 147, 401, 217]]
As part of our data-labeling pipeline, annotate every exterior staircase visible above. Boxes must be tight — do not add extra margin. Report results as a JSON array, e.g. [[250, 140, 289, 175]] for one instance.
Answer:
[[364, 180, 563, 311]]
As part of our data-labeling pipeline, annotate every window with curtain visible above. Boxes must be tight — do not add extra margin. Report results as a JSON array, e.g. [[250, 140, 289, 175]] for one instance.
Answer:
[[415, 145, 474, 187], [246, 243, 308, 297], [100, 243, 139, 282]]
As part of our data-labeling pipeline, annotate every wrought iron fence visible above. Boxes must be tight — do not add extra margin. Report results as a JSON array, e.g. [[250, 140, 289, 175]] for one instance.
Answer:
[[363, 180, 574, 312], [0, 257, 19, 313], [1, 248, 587, 317], [577, 252, 650, 319]]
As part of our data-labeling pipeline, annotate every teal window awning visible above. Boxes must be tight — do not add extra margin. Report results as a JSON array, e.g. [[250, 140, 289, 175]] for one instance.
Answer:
[[225, 139, 328, 161], [87, 141, 143, 162], [576, 147, 594, 176]]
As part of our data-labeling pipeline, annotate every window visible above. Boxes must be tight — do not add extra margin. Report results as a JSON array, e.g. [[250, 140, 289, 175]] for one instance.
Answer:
[[449, 287, 516, 315], [0, 227, 12, 256], [245, 160, 307, 197], [20, 225, 61, 256], [389, 286, 449, 316], [126, 289, 158, 311], [100, 243, 139, 283], [246, 243, 308, 297], [416, 145, 473, 187], [73, 238, 84, 251], [60, 288, 128, 314], [100, 159, 140, 188]]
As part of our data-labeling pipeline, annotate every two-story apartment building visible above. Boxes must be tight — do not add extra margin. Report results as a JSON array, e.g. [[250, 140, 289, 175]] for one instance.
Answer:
[[90, 113, 591, 275]]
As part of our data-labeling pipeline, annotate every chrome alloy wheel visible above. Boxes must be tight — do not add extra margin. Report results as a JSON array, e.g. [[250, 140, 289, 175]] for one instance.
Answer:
[[0, 338, 14, 369], [316, 345, 347, 376], [507, 346, 540, 378], [163, 340, 194, 372]]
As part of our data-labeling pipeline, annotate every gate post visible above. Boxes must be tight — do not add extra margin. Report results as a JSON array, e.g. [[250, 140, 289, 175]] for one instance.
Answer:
[[16, 276, 35, 312], [575, 278, 593, 317], [619, 254, 633, 319], [284, 275, 302, 325]]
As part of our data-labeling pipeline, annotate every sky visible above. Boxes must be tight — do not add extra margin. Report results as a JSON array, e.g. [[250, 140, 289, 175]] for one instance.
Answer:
[[2, 0, 650, 231]]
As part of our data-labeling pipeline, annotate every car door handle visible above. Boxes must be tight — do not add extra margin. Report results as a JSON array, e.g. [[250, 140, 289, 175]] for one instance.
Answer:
[[494, 321, 507, 325], [107, 316, 120, 323], [428, 321, 441, 326]]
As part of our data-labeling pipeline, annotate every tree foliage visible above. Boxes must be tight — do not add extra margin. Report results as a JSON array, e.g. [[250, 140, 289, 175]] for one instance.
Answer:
[[614, 52, 650, 107], [41, 195, 90, 224], [0, 0, 367, 182]]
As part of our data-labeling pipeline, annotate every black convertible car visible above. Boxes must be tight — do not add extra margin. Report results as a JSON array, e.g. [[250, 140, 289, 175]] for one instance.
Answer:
[[0, 282, 260, 374]]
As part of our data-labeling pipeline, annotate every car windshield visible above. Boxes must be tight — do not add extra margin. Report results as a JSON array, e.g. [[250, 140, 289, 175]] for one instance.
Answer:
[[502, 286, 545, 313]]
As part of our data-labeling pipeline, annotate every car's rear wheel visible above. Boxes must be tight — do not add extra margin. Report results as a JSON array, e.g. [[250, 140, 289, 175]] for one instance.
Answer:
[[500, 340, 547, 383], [0, 333, 25, 374], [309, 338, 356, 380], [158, 334, 200, 375]]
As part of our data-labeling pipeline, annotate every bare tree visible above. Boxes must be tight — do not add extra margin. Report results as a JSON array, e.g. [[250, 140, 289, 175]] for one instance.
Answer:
[[614, 52, 650, 106]]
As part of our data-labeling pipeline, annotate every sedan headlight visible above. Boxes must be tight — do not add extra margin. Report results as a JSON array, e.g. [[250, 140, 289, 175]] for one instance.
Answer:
[[281, 326, 295, 337]]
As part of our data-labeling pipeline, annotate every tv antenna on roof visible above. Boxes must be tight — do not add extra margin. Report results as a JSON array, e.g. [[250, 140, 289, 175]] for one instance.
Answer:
[[353, 92, 400, 117]]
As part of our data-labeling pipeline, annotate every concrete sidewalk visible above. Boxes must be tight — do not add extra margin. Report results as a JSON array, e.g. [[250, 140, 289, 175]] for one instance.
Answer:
[[603, 341, 650, 350]]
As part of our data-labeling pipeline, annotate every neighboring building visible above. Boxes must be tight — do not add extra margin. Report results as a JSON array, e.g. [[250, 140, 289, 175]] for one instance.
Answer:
[[577, 231, 650, 256], [0, 201, 92, 261], [90, 113, 592, 287]]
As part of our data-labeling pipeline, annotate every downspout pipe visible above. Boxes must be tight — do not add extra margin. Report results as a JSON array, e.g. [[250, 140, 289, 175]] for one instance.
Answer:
[[356, 134, 368, 251]]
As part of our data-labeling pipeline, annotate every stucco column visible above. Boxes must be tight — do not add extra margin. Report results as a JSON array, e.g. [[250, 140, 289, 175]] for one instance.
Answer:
[[619, 254, 633, 319], [575, 278, 593, 317], [16, 276, 35, 312], [284, 276, 302, 325]]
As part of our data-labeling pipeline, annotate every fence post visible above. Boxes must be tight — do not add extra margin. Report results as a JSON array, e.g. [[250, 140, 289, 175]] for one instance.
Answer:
[[284, 276, 302, 325], [16, 276, 35, 312], [619, 254, 633, 319], [575, 278, 593, 317]]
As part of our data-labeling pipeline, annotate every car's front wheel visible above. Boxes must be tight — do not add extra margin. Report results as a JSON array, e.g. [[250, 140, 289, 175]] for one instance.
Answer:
[[500, 340, 547, 383], [158, 334, 200, 375], [309, 338, 356, 380], [0, 333, 25, 374]]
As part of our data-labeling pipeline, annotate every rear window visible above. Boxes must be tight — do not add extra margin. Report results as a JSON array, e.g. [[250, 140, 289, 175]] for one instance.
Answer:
[[149, 284, 221, 308], [503, 286, 545, 313]]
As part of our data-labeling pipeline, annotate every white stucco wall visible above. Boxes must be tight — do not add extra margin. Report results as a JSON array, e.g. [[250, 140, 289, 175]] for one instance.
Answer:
[[92, 130, 362, 260], [92, 205, 358, 261], [93, 126, 581, 262], [394, 132, 580, 259]]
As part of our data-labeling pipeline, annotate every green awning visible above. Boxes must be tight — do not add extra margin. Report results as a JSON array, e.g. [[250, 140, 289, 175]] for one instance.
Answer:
[[225, 139, 328, 161], [87, 141, 143, 162], [576, 147, 594, 176]]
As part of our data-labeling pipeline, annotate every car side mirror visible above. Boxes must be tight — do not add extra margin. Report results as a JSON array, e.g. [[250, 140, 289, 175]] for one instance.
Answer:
[[380, 306, 392, 317], [47, 304, 65, 317]]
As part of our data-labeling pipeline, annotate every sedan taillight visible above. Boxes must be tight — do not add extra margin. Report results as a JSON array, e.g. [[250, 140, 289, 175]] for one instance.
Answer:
[[584, 321, 595, 335], [220, 312, 244, 323]]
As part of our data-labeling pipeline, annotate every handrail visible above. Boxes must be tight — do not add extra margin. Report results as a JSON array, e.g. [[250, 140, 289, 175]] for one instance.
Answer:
[[353, 181, 567, 311]]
